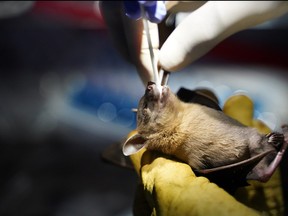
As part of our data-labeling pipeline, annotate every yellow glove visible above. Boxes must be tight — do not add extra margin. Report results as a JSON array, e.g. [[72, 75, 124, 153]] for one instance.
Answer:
[[128, 94, 284, 216], [224, 94, 284, 216]]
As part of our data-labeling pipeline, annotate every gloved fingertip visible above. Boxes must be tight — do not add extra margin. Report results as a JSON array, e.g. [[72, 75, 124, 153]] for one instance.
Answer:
[[146, 12, 167, 23], [138, 1, 156, 7], [144, 1, 167, 23], [159, 45, 183, 72], [123, 1, 141, 20]]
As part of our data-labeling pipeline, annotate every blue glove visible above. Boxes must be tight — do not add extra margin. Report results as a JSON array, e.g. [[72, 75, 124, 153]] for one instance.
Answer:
[[124, 1, 166, 23]]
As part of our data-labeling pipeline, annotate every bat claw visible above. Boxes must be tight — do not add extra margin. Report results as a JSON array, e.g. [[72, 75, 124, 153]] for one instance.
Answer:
[[266, 132, 284, 151]]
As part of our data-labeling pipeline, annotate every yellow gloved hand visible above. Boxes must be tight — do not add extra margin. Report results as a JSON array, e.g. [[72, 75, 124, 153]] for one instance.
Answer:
[[224, 94, 284, 216], [128, 94, 284, 216]]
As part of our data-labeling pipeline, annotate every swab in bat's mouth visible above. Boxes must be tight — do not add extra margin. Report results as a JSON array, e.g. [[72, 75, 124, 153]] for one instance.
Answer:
[[146, 81, 163, 99]]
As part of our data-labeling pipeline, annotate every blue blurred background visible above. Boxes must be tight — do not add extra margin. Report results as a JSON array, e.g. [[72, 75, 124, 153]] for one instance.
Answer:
[[0, 1, 287, 216]]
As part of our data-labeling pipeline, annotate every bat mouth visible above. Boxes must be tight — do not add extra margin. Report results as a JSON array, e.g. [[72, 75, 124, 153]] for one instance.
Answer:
[[145, 81, 160, 100], [145, 81, 169, 102]]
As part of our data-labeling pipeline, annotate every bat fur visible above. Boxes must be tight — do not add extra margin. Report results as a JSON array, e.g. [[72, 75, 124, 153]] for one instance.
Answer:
[[123, 82, 287, 182]]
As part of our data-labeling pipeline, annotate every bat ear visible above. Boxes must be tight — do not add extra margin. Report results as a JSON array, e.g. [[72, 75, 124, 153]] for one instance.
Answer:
[[122, 133, 146, 156]]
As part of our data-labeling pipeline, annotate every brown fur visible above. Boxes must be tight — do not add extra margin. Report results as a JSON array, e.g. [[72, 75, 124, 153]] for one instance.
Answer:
[[136, 84, 276, 170]]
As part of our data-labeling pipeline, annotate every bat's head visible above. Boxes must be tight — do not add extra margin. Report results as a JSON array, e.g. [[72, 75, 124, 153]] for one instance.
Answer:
[[122, 82, 179, 156], [137, 82, 177, 132]]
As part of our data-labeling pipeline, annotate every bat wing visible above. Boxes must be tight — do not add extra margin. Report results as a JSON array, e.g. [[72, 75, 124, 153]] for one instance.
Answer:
[[194, 149, 275, 194], [176, 87, 222, 111]]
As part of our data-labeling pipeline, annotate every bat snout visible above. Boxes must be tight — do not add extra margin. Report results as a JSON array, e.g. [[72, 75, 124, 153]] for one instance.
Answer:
[[145, 82, 171, 103], [146, 81, 155, 92], [145, 82, 160, 99]]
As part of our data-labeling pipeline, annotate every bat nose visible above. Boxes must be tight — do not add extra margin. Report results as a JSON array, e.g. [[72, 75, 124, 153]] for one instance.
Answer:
[[147, 81, 156, 91], [145, 81, 161, 99]]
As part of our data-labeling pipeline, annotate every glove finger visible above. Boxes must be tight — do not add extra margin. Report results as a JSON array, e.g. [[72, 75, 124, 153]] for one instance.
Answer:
[[166, 1, 207, 13], [142, 1, 167, 23], [137, 21, 160, 84], [99, 1, 132, 62], [100, 1, 161, 85], [159, 1, 288, 72], [123, 1, 141, 20]]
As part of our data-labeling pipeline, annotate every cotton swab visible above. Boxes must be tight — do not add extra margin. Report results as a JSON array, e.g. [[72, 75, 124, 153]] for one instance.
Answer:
[[140, 5, 162, 93]]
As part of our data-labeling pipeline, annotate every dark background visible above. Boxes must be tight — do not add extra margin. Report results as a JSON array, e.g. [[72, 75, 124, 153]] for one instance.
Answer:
[[0, 1, 287, 216]]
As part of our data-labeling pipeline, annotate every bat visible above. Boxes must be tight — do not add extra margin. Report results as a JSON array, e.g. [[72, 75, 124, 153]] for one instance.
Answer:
[[101, 86, 221, 170], [122, 82, 288, 191]]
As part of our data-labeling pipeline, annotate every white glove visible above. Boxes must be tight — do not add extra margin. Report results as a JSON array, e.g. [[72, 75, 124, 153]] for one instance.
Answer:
[[160, 1, 288, 72], [99, 1, 288, 84]]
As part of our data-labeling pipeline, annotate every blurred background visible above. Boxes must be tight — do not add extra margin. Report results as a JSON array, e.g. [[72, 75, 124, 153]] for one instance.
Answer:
[[0, 1, 287, 216]]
